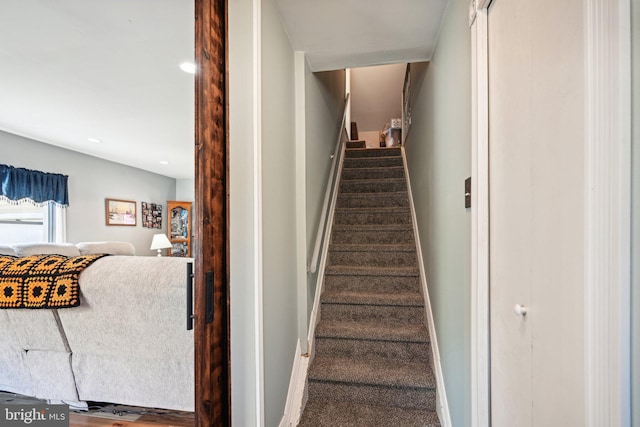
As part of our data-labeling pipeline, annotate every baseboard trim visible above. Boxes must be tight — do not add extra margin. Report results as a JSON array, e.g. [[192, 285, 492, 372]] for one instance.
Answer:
[[281, 138, 347, 426], [279, 340, 310, 427], [402, 147, 452, 427]]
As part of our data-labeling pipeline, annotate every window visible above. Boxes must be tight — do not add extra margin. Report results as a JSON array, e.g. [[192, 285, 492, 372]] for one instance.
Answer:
[[0, 200, 66, 245]]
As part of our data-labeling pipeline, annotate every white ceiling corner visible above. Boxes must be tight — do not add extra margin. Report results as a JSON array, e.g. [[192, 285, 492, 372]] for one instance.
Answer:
[[0, 1, 194, 179], [275, 0, 449, 72]]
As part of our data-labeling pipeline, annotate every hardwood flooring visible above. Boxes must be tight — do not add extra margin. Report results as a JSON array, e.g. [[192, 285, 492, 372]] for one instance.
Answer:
[[0, 392, 194, 427], [69, 411, 193, 427]]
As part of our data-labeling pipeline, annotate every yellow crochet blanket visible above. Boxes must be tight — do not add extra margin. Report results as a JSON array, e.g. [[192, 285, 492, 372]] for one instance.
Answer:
[[0, 254, 107, 309]]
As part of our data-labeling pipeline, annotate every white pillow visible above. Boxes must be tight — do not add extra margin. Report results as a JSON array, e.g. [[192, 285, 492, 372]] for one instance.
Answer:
[[12, 243, 81, 257], [0, 245, 16, 256], [76, 241, 136, 256]]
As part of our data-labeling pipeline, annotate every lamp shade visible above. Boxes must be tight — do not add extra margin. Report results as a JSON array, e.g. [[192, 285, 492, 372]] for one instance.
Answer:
[[150, 234, 172, 251]]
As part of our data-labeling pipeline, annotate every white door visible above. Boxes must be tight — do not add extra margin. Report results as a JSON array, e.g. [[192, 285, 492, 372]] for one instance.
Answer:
[[487, 1, 533, 424], [487, 0, 586, 425]]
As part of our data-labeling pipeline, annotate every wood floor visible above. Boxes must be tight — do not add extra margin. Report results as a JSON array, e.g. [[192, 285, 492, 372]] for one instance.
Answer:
[[69, 411, 193, 427], [0, 392, 194, 427]]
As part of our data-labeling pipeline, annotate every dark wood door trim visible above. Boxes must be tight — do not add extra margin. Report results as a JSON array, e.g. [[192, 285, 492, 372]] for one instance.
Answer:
[[194, 0, 230, 425]]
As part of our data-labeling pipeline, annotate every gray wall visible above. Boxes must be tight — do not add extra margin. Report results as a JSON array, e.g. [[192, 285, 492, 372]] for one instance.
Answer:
[[632, 0, 639, 423], [228, 0, 259, 423], [0, 130, 176, 256], [403, 0, 471, 424], [351, 63, 405, 132], [305, 64, 346, 317], [261, 0, 298, 425]]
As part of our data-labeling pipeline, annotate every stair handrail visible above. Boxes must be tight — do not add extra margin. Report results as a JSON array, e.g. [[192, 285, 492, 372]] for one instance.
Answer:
[[309, 93, 350, 274]]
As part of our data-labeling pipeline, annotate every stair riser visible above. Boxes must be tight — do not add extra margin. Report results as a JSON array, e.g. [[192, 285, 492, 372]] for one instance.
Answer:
[[315, 337, 429, 362], [328, 251, 417, 268], [340, 180, 407, 194], [308, 381, 436, 411], [332, 229, 414, 245], [337, 193, 409, 208], [344, 148, 401, 158], [346, 141, 366, 149], [334, 211, 412, 225], [323, 274, 421, 293], [342, 167, 405, 180], [343, 157, 403, 168], [321, 303, 424, 324]]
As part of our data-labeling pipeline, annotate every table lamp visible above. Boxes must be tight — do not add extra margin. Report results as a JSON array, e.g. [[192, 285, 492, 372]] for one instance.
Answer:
[[150, 234, 172, 256]]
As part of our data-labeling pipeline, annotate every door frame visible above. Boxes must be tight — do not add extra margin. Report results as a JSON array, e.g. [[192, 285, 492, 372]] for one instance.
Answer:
[[469, 2, 490, 426], [194, 0, 231, 425], [469, 0, 632, 426]]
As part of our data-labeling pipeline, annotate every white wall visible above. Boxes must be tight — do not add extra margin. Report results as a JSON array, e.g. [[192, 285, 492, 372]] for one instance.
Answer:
[[403, 0, 471, 426], [0, 130, 176, 256], [351, 63, 405, 133], [228, 0, 260, 424], [632, 0, 639, 423], [304, 65, 346, 318], [261, 0, 299, 425]]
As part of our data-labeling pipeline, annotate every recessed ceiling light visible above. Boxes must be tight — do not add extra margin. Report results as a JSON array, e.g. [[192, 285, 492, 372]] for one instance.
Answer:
[[179, 62, 196, 74], [87, 137, 102, 143], [160, 161, 169, 165]]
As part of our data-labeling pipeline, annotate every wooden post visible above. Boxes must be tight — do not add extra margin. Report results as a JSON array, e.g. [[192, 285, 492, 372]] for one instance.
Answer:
[[194, 0, 230, 425]]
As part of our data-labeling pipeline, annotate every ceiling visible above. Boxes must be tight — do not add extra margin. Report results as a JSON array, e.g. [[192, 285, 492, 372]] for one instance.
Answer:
[[0, 1, 447, 180], [0, 1, 195, 179], [276, 0, 449, 71]]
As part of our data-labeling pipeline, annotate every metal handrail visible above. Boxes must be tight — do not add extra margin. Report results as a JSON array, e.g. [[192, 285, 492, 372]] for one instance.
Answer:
[[308, 93, 350, 274]]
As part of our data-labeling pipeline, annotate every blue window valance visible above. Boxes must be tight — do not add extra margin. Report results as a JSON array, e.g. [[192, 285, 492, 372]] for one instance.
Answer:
[[0, 164, 69, 207]]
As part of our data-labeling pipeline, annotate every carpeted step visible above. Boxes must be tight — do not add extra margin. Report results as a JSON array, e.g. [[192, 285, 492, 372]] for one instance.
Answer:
[[343, 156, 404, 169], [333, 207, 412, 225], [328, 246, 417, 268], [329, 242, 415, 253], [344, 147, 401, 158], [323, 273, 421, 293], [337, 191, 409, 208], [298, 400, 440, 427], [346, 140, 366, 149], [340, 178, 407, 194], [341, 166, 405, 180], [315, 319, 429, 343], [324, 265, 419, 277], [321, 300, 424, 324], [321, 289, 424, 307], [307, 356, 436, 410], [332, 224, 415, 245], [314, 334, 429, 363]]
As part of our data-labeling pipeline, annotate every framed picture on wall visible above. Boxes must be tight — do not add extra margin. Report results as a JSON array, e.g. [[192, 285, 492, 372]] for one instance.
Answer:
[[105, 198, 137, 226]]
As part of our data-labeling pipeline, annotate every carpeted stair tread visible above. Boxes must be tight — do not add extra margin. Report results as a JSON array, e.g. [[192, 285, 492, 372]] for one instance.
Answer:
[[334, 206, 410, 215], [308, 356, 436, 389], [341, 166, 405, 180], [340, 177, 407, 191], [321, 290, 424, 307], [332, 223, 413, 232], [325, 265, 419, 277], [346, 140, 366, 149], [298, 400, 441, 427], [316, 320, 429, 343], [329, 243, 415, 253], [344, 147, 401, 158], [337, 191, 409, 208], [343, 156, 404, 168]]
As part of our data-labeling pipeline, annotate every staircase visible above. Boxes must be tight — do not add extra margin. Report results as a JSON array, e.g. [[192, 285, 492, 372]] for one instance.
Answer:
[[298, 142, 440, 426]]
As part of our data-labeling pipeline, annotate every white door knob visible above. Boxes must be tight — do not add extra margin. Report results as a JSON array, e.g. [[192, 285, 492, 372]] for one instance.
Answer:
[[514, 304, 528, 316]]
